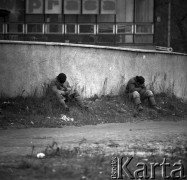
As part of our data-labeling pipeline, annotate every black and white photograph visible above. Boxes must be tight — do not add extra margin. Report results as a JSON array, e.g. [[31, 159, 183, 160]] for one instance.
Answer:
[[0, 0, 187, 179]]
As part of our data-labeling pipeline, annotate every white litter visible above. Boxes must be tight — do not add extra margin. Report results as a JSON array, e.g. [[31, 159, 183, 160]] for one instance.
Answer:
[[60, 114, 74, 122], [37, 153, 45, 159]]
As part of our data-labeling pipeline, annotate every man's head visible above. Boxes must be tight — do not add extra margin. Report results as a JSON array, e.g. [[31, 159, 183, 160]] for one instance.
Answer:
[[57, 73, 67, 83], [136, 76, 145, 85]]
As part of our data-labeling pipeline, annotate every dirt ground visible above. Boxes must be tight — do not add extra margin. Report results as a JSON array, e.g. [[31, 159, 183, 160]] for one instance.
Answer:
[[0, 120, 187, 157], [0, 94, 187, 179], [0, 120, 187, 180]]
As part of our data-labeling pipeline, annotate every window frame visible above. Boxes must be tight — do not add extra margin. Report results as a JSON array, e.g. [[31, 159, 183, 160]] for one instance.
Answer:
[[0, 24, 5, 34], [78, 24, 96, 34], [65, 24, 78, 34], [116, 23, 134, 34], [135, 24, 154, 34], [26, 23, 44, 34], [45, 23, 64, 34], [5, 23, 24, 34], [97, 23, 115, 34]]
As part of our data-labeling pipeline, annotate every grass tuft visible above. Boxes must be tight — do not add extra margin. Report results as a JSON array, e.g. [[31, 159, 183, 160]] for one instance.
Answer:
[[0, 83, 186, 129]]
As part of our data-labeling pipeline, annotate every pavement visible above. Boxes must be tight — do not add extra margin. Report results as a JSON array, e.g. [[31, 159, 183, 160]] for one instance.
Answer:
[[0, 120, 186, 157]]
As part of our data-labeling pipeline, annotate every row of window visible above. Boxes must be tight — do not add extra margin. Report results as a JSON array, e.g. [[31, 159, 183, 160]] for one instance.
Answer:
[[0, 34, 154, 44], [0, 23, 153, 34]]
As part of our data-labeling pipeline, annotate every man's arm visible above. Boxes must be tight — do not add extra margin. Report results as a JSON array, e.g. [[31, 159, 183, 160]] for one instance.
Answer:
[[52, 85, 66, 95], [128, 83, 143, 93]]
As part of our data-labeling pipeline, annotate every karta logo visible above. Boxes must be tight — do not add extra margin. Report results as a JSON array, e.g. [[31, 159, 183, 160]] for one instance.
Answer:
[[84, 0, 97, 11], [103, 0, 115, 11], [66, 0, 79, 10]]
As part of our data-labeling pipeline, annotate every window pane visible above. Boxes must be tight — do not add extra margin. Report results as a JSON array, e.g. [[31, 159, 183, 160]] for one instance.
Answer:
[[79, 24, 95, 34], [136, 24, 153, 34], [7, 24, 23, 33], [65, 15, 77, 22], [135, 0, 153, 22], [45, 15, 64, 23], [116, 35, 133, 43], [45, 24, 63, 34], [97, 15, 114, 22], [0, 17, 4, 23], [27, 24, 43, 33], [117, 0, 134, 22], [117, 24, 133, 34], [98, 24, 114, 34], [26, 15, 44, 22], [134, 35, 153, 43], [78, 15, 96, 23], [66, 24, 76, 34], [0, 24, 3, 33]]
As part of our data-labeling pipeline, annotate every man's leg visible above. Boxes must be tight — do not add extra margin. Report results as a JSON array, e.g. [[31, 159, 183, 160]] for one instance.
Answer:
[[56, 92, 69, 111], [140, 90, 159, 110], [130, 91, 143, 111]]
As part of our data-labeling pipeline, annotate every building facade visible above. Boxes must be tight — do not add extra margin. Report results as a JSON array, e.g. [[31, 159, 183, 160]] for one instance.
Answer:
[[0, 0, 154, 46]]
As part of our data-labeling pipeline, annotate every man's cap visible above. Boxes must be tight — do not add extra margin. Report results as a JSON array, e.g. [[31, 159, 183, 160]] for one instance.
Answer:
[[57, 73, 67, 83], [136, 76, 145, 84]]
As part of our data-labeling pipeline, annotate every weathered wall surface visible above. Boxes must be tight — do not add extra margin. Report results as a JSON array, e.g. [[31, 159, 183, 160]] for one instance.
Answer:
[[0, 41, 187, 99]]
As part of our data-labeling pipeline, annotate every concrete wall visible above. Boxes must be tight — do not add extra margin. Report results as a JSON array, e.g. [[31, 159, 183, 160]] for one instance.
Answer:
[[0, 40, 187, 100]]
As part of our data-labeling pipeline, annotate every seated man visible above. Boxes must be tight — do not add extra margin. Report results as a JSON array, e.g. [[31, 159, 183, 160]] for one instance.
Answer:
[[126, 76, 159, 111], [51, 73, 86, 111]]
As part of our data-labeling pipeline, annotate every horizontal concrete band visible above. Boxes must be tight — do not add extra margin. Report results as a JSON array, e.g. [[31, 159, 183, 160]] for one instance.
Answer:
[[1, 40, 187, 56]]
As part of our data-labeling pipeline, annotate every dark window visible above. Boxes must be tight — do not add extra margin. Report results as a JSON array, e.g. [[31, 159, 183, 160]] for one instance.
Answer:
[[45, 15, 64, 23], [97, 15, 115, 22], [27, 24, 43, 33], [79, 24, 95, 34], [65, 15, 77, 22], [0, 24, 4, 33], [26, 15, 44, 22], [135, 24, 153, 34], [78, 15, 96, 23], [66, 24, 77, 34], [7, 23, 23, 33], [117, 23, 133, 34], [45, 24, 63, 34], [98, 23, 114, 34]]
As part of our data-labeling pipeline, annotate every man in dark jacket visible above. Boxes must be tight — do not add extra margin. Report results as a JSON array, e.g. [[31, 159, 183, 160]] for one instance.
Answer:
[[126, 76, 159, 111], [51, 73, 87, 111]]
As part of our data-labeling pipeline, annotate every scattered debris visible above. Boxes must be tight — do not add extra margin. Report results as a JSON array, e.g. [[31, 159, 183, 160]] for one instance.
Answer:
[[60, 114, 74, 122], [36, 153, 45, 159]]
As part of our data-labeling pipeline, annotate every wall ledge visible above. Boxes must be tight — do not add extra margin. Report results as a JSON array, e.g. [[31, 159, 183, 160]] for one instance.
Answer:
[[0, 40, 187, 56]]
